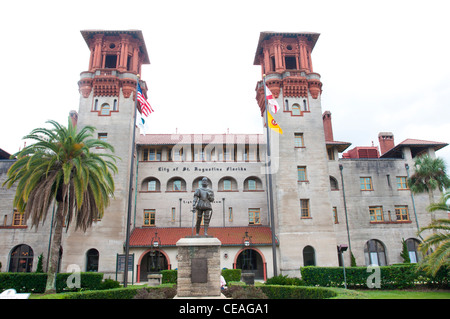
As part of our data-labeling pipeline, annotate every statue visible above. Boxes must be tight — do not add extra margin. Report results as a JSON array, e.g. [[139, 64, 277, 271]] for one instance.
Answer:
[[192, 177, 214, 236]]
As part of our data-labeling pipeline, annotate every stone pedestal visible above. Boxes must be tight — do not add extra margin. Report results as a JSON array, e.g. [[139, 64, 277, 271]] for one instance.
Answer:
[[176, 237, 221, 298]]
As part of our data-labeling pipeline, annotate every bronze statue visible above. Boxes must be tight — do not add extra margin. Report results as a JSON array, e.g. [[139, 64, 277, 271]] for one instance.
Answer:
[[192, 177, 214, 236]]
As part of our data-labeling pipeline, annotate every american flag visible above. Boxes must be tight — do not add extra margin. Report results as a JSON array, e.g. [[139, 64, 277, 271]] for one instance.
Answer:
[[137, 82, 154, 116]]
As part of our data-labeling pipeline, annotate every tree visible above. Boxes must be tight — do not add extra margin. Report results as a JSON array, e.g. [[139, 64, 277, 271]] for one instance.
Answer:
[[400, 238, 411, 263], [3, 118, 118, 293], [408, 155, 450, 220], [417, 191, 450, 276]]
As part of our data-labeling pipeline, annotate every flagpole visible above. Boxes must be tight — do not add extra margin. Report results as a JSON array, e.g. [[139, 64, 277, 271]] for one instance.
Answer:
[[123, 74, 140, 287], [262, 74, 278, 277]]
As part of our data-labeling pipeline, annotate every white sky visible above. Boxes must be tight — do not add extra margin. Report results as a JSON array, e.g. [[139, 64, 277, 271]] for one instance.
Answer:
[[1, 0, 449, 167]]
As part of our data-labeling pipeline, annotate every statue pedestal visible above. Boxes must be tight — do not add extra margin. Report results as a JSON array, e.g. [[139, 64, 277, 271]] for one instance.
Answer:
[[175, 237, 222, 298]]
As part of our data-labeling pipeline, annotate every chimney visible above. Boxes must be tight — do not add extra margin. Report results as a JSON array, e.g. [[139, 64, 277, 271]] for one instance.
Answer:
[[69, 110, 78, 127], [322, 111, 334, 142], [378, 132, 395, 155]]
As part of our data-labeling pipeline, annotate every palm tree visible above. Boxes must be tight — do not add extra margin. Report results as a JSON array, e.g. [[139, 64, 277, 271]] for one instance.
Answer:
[[3, 118, 118, 293], [408, 155, 450, 220], [417, 191, 450, 276]]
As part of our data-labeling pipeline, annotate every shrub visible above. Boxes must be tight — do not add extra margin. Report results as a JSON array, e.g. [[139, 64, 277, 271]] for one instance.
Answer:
[[300, 265, 449, 289], [0, 272, 104, 293], [161, 269, 177, 284], [260, 285, 337, 299], [230, 285, 268, 299], [99, 278, 121, 290], [265, 274, 304, 286], [222, 269, 241, 283]]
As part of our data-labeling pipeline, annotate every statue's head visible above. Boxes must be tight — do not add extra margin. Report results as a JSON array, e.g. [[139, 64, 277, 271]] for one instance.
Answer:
[[201, 177, 208, 187]]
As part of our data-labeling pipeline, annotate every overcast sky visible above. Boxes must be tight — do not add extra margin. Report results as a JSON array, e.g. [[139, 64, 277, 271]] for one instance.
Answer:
[[1, 0, 449, 167]]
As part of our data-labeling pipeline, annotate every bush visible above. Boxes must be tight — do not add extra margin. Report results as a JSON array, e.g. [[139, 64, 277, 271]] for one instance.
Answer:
[[265, 274, 304, 286], [99, 278, 121, 290], [0, 272, 104, 293], [230, 285, 268, 299], [222, 269, 241, 283], [300, 265, 449, 289], [260, 285, 337, 299], [161, 270, 177, 284]]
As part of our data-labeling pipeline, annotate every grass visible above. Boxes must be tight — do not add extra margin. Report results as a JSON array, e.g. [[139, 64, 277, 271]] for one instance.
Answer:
[[360, 289, 450, 299]]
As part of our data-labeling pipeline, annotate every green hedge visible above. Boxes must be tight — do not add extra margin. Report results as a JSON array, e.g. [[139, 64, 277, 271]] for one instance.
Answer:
[[0, 272, 104, 293], [222, 268, 241, 283], [300, 265, 449, 289], [161, 269, 177, 284], [260, 285, 337, 299]]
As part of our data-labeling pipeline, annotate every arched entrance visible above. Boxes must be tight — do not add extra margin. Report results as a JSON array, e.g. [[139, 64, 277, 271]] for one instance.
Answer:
[[9, 244, 34, 272], [138, 249, 169, 282], [235, 248, 266, 280]]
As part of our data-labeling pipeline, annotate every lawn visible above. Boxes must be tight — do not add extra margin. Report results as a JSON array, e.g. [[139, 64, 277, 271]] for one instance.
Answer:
[[361, 289, 450, 299]]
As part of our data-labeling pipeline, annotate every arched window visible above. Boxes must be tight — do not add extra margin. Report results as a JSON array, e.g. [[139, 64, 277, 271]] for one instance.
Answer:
[[406, 238, 421, 263], [291, 104, 301, 116], [9, 244, 34, 272], [193, 177, 212, 190], [244, 177, 263, 191], [100, 103, 110, 115], [86, 249, 99, 272], [364, 239, 387, 266], [142, 177, 161, 192], [303, 246, 316, 266], [167, 177, 186, 192], [219, 177, 238, 191], [330, 176, 339, 190]]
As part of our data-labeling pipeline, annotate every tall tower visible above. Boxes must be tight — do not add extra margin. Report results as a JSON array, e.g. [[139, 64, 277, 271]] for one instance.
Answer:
[[254, 32, 338, 277], [62, 30, 150, 277]]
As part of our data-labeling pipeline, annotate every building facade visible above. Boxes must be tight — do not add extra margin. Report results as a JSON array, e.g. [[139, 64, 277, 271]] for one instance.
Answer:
[[0, 30, 447, 281]]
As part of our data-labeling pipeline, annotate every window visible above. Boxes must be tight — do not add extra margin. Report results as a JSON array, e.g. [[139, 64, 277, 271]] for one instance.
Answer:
[[100, 103, 110, 115], [396, 176, 409, 190], [172, 148, 184, 162], [148, 180, 156, 191], [406, 238, 421, 263], [98, 133, 108, 142], [229, 207, 233, 222], [294, 133, 304, 147], [292, 104, 301, 116], [395, 205, 410, 221], [369, 206, 384, 222], [327, 148, 335, 160], [171, 208, 176, 222], [143, 148, 161, 161], [105, 55, 117, 68], [364, 239, 386, 266], [330, 176, 339, 190], [297, 166, 307, 182], [12, 210, 25, 226], [143, 209, 155, 226], [86, 249, 99, 272], [173, 180, 182, 191], [248, 179, 256, 190], [303, 246, 316, 266], [300, 199, 310, 218], [223, 179, 232, 191], [285, 56, 297, 69], [360, 177, 373, 190], [8, 244, 34, 272], [248, 208, 261, 225]]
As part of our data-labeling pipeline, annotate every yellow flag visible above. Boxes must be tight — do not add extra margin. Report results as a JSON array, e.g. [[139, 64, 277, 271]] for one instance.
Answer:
[[267, 111, 283, 134]]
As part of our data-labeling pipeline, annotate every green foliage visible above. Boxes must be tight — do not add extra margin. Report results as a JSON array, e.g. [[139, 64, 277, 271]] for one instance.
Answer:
[[161, 269, 177, 284], [260, 285, 337, 299], [265, 274, 304, 286], [221, 268, 241, 283], [300, 265, 449, 289], [99, 278, 121, 290], [400, 238, 411, 263], [229, 285, 268, 299], [0, 272, 104, 293], [350, 251, 357, 267], [35, 254, 44, 273]]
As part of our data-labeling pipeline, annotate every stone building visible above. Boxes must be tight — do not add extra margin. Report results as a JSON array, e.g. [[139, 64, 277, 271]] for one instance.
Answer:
[[0, 30, 447, 281]]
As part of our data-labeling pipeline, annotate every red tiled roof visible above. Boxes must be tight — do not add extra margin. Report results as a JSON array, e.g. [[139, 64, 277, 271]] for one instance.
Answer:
[[398, 138, 448, 147], [138, 134, 265, 145], [130, 226, 276, 247]]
